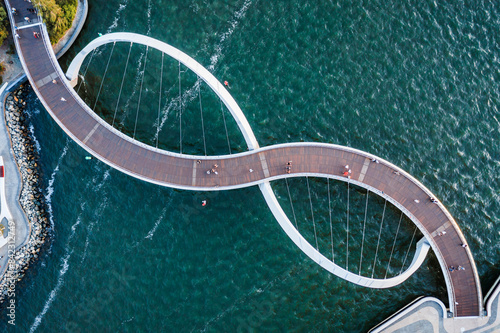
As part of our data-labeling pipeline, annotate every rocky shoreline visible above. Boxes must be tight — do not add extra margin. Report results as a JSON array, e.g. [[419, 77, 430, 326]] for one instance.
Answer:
[[0, 84, 50, 303]]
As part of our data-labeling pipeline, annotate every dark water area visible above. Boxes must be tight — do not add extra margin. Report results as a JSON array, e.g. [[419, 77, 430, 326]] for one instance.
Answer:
[[1, 0, 499, 332]]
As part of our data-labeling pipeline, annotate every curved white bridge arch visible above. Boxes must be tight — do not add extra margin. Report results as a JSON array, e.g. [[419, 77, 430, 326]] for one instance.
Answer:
[[65, 32, 432, 289]]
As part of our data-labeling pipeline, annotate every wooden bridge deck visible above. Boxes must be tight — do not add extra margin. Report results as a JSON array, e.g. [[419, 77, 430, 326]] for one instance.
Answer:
[[6, 0, 482, 317]]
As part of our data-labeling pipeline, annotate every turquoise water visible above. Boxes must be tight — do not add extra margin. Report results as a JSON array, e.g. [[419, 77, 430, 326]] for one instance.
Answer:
[[2, 0, 500, 332]]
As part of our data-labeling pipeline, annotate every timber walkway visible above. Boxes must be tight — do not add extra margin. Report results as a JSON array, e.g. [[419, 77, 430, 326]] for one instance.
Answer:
[[5, 0, 482, 317]]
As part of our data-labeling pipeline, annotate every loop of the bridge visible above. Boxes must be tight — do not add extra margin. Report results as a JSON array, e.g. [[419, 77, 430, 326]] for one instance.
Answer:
[[56, 32, 483, 314], [283, 176, 419, 280], [68, 34, 433, 284], [78, 42, 237, 156], [82, 44, 215, 153]]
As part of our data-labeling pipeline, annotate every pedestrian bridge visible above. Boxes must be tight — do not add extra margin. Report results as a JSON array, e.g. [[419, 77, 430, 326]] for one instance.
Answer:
[[5, 0, 483, 318]]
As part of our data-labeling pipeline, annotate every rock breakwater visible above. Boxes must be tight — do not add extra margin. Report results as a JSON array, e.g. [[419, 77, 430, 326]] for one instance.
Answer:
[[0, 84, 50, 303]]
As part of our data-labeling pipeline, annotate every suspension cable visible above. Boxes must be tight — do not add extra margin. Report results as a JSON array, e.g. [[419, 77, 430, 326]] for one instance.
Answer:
[[385, 211, 404, 279], [306, 177, 319, 250], [133, 46, 149, 139], [178, 61, 183, 154], [93, 42, 116, 111], [156, 52, 164, 148], [371, 200, 387, 278], [346, 181, 350, 270], [327, 178, 334, 262], [285, 178, 299, 230], [112, 42, 133, 128], [198, 80, 207, 155], [359, 189, 369, 275], [77, 48, 98, 94], [220, 101, 232, 154], [400, 226, 418, 275]]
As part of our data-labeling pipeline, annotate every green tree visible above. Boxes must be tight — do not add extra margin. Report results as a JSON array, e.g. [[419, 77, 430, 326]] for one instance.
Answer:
[[0, 6, 9, 46], [36, 0, 77, 44]]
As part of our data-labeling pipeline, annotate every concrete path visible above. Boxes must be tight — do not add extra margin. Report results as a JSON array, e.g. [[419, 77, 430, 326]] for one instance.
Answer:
[[370, 276, 500, 332], [0, 156, 14, 248]]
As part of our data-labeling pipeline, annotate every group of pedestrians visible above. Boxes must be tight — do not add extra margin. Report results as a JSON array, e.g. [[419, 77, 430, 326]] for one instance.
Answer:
[[206, 164, 219, 175], [12, 5, 39, 40], [11, 6, 36, 16], [451, 242, 470, 273], [343, 164, 351, 178], [439, 231, 470, 274], [449, 265, 466, 272]]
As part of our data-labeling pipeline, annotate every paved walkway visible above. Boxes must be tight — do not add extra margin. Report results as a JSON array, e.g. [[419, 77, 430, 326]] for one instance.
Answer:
[[370, 276, 500, 332]]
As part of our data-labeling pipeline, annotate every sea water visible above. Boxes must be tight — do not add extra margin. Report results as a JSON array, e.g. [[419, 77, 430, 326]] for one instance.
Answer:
[[2, 0, 499, 332]]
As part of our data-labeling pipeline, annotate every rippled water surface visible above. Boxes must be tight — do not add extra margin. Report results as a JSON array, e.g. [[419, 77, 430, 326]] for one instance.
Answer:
[[2, 0, 500, 332]]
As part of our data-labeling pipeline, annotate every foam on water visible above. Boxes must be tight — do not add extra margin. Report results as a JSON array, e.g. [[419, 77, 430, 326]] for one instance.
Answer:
[[115, 51, 146, 126], [154, 0, 254, 138], [207, 0, 254, 72], [28, 124, 41, 154], [28, 253, 71, 333], [154, 79, 201, 141], [79, 170, 112, 262], [106, 0, 128, 34], [29, 216, 81, 332], [44, 143, 69, 231], [79, 203, 105, 264], [145, 204, 168, 240]]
